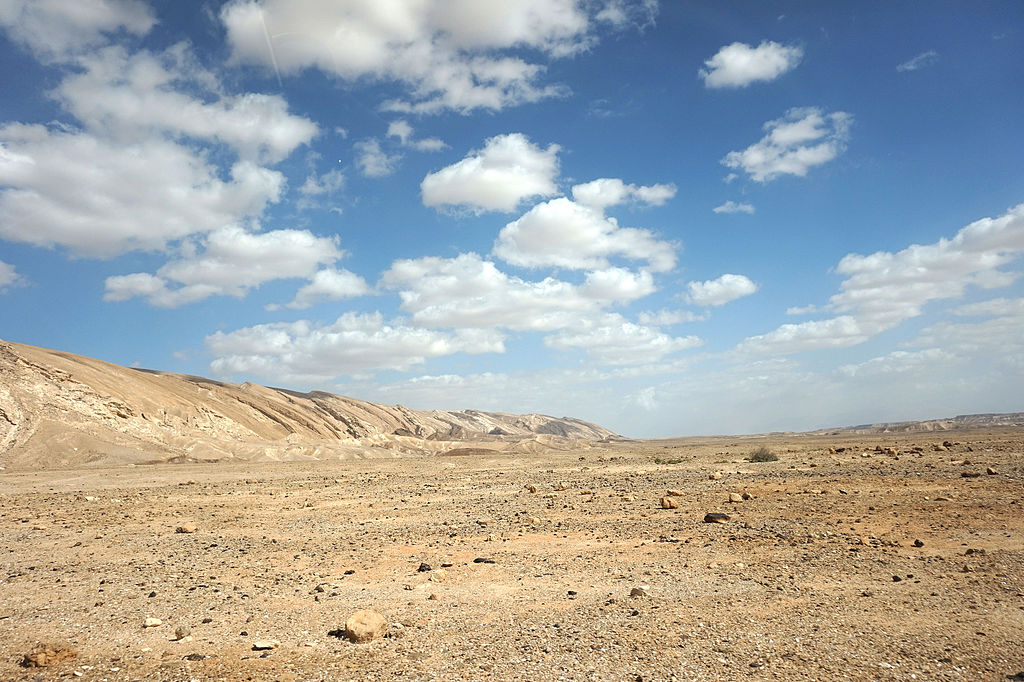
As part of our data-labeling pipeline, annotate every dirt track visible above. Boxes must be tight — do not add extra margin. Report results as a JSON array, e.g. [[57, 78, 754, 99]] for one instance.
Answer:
[[1, 430, 1022, 681]]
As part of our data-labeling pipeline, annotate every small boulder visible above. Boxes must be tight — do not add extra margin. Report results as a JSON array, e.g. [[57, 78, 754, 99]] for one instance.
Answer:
[[344, 609, 387, 643], [666, 489, 684, 497], [252, 640, 280, 651], [21, 643, 78, 668], [728, 493, 743, 503], [703, 512, 730, 524], [660, 497, 679, 509], [175, 524, 197, 534]]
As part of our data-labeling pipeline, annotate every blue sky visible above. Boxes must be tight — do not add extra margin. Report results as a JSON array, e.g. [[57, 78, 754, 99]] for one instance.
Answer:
[[1, 1, 1022, 437]]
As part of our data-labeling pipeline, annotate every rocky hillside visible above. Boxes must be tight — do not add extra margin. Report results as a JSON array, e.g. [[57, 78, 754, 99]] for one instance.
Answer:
[[0, 340, 616, 470], [818, 412, 1024, 435]]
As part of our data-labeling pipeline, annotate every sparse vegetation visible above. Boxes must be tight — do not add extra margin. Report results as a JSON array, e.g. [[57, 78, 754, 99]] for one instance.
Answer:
[[745, 446, 779, 462], [654, 456, 686, 464]]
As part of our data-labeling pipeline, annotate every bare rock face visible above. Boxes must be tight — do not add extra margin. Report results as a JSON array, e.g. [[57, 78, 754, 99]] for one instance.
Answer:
[[0, 340, 617, 470], [344, 609, 387, 643]]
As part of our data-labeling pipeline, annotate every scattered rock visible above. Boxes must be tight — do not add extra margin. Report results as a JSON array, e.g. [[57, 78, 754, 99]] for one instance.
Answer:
[[525, 484, 538, 493], [175, 523, 197, 534], [660, 497, 679, 509], [417, 562, 432, 573], [473, 557, 496, 564], [252, 640, 280, 651], [21, 643, 78, 668], [709, 472, 723, 480], [961, 472, 981, 479], [344, 609, 387, 643], [728, 493, 743, 503], [913, 539, 925, 548], [174, 625, 191, 640], [892, 575, 902, 582], [703, 513, 730, 524], [630, 586, 650, 598], [666, 489, 683, 497], [986, 467, 998, 475], [144, 617, 162, 628]]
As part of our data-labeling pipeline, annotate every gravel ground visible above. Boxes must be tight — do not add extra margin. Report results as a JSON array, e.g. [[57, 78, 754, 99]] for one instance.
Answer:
[[1, 429, 1022, 681]]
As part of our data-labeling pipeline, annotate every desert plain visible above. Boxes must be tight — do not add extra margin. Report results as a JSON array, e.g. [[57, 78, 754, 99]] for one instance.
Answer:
[[2, 428, 1023, 681]]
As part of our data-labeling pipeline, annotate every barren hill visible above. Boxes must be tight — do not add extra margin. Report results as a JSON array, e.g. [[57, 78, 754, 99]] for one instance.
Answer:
[[816, 412, 1024, 435], [0, 340, 616, 470]]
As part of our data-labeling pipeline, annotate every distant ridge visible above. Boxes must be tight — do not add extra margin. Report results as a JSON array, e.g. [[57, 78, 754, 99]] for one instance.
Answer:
[[814, 412, 1024, 435], [0, 340, 617, 470]]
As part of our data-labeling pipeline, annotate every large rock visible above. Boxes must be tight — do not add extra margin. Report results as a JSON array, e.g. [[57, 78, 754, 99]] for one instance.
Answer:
[[344, 609, 387, 643]]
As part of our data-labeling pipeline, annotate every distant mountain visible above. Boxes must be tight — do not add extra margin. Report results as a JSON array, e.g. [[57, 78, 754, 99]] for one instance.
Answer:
[[814, 412, 1024, 435], [0, 340, 617, 470]]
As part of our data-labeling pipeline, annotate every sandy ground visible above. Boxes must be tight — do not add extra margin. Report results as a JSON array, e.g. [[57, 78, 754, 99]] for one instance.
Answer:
[[1, 429, 1022, 681]]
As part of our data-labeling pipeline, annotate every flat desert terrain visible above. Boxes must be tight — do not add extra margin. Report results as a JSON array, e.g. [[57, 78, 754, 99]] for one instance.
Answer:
[[1, 429, 1022, 681]]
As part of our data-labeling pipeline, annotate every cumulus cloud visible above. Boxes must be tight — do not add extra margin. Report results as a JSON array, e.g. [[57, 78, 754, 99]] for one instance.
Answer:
[[0, 42, 317, 258], [896, 50, 939, 72], [0, 260, 25, 290], [220, 0, 654, 113], [207, 312, 503, 384], [0, 125, 284, 257], [722, 107, 852, 183], [712, 200, 755, 215], [421, 133, 559, 213], [380, 253, 655, 331], [685, 274, 758, 306], [700, 40, 803, 88], [636, 309, 708, 325], [387, 120, 446, 152], [571, 178, 676, 211], [545, 314, 702, 365], [740, 203, 1024, 355], [0, 0, 155, 61], [55, 45, 319, 164], [354, 138, 401, 178], [104, 226, 342, 307], [272, 268, 372, 311], [494, 196, 676, 272]]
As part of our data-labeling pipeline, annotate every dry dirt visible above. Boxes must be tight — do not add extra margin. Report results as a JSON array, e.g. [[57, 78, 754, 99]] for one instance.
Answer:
[[1, 430, 1022, 681]]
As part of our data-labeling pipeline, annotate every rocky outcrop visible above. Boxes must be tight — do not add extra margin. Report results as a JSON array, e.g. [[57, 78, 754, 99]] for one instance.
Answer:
[[0, 340, 616, 470]]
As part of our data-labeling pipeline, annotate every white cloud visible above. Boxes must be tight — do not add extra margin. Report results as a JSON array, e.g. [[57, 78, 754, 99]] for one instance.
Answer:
[[785, 304, 820, 316], [0, 41, 318, 258], [493, 196, 676, 272], [354, 138, 401, 178], [837, 349, 956, 378], [56, 45, 319, 164], [379, 253, 655, 331], [712, 200, 755, 215], [897, 50, 939, 72], [571, 178, 676, 211], [104, 226, 341, 307], [700, 40, 803, 88], [722, 107, 852, 183], [740, 203, 1024, 356], [220, 0, 654, 114], [421, 133, 560, 213], [0, 0, 155, 61], [685, 274, 758, 306], [951, 297, 1024, 317], [0, 124, 284, 257], [387, 120, 446, 152], [545, 314, 702, 365], [207, 312, 503, 384], [274, 268, 372, 310], [636, 309, 708, 325], [0, 260, 25, 289]]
